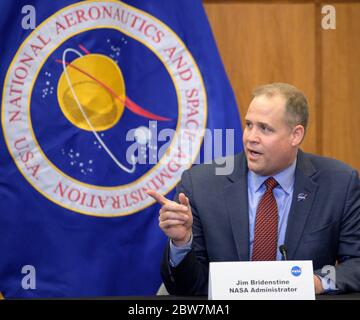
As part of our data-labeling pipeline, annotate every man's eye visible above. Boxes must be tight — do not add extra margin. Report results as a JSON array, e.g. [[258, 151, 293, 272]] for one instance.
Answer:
[[261, 125, 272, 132]]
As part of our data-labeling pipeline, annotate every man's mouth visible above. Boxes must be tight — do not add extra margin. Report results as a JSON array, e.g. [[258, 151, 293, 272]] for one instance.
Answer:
[[247, 149, 262, 158]]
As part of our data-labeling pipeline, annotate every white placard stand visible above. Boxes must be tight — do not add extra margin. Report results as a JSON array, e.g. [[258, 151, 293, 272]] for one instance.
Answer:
[[208, 261, 315, 300]]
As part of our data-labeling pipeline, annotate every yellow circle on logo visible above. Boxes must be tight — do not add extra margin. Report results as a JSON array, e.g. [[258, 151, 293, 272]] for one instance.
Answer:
[[57, 54, 126, 131]]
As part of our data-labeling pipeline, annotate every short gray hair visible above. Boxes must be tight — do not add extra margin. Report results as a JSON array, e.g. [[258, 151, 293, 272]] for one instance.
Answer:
[[252, 83, 309, 132]]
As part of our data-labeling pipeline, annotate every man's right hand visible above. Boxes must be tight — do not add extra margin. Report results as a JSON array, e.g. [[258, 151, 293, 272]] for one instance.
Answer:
[[146, 190, 193, 246]]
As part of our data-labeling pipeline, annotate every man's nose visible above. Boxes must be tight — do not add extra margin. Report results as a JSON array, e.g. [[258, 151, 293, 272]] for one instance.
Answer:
[[246, 127, 260, 143]]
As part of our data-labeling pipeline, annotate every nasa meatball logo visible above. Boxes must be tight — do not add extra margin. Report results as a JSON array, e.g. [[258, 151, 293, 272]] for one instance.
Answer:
[[291, 266, 302, 277], [2, 1, 207, 216]]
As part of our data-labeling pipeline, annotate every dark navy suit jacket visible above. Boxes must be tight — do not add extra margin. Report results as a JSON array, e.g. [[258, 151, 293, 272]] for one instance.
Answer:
[[161, 151, 360, 295]]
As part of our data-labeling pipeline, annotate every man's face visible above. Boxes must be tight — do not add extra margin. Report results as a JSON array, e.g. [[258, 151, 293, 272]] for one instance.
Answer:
[[243, 94, 298, 176]]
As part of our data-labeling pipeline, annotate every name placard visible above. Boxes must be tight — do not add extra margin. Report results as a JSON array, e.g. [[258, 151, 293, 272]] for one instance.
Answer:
[[208, 261, 315, 300]]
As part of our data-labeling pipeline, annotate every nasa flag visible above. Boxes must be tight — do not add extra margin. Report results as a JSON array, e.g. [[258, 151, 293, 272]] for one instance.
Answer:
[[0, 0, 242, 297]]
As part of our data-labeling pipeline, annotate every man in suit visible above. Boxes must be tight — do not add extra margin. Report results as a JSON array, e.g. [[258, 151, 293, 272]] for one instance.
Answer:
[[147, 83, 360, 295]]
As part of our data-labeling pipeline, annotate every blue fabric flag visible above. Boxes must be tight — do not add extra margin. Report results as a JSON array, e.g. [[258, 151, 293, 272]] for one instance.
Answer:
[[0, 0, 242, 298]]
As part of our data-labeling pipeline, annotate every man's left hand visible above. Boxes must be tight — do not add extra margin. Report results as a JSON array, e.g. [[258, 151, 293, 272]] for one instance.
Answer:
[[314, 275, 324, 294]]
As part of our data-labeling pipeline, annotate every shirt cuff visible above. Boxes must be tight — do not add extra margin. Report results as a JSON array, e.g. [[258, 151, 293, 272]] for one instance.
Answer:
[[169, 235, 193, 267]]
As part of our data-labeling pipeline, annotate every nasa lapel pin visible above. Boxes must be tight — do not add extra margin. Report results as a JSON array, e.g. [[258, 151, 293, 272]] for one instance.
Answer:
[[297, 193, 308, 201]]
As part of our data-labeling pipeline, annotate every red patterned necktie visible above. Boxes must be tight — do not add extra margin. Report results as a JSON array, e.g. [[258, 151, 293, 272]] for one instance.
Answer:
[[252, 177, 279, 261]]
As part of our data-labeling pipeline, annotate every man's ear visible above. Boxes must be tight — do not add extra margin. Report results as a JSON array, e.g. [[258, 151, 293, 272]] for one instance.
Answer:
[[291, 125, 305, 146]]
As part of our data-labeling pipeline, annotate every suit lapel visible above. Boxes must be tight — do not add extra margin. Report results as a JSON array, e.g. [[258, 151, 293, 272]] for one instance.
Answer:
[[285, 151, 318, 259], [223, 154, 250, 261]]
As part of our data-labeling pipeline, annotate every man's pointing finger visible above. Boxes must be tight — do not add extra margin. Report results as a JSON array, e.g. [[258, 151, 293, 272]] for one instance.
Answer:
[[146, 189, 168, 206]]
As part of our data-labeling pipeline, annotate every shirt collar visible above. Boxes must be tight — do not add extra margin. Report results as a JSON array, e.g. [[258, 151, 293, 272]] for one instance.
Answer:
[[249, 158, 297, 195]]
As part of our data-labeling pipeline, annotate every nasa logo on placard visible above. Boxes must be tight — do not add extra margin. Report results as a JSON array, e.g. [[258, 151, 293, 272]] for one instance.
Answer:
[[291, 266, 302, 277], [2, 0, 207, 217]]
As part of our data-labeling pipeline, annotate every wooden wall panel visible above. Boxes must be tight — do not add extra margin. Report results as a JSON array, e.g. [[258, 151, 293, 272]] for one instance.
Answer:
[[321, 3, 360, 171], [204, 2, 317, 154]]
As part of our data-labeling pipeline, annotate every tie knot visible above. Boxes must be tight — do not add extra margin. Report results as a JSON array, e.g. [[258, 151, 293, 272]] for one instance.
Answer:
[[265, 177, 278, 191]]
